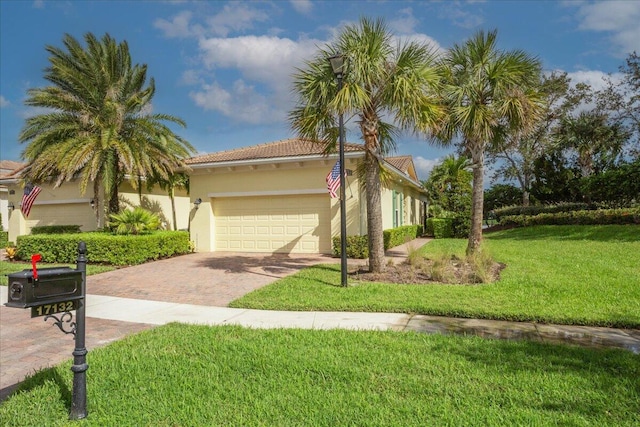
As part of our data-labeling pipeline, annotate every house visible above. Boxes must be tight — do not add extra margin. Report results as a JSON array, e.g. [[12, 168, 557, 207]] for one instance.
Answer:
[[1, 138, 428, 254], [0, 160, 26, 232], [186, 138, 427, 254]]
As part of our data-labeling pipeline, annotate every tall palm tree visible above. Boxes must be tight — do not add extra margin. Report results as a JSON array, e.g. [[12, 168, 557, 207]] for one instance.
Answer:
[[289, 17, 442, 272], [438, 29, 543, 254], [19, 33, 195, 227]]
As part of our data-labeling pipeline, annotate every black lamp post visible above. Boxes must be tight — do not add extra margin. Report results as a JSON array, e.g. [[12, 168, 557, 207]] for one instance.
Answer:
[[329, 54, 348, 287]]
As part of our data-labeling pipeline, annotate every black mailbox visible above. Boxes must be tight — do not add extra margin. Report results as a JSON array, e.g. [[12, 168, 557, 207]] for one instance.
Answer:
[[5, 267, 83, 308]]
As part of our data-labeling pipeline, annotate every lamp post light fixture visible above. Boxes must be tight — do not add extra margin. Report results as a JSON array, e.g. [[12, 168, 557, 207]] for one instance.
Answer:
[[328, 53, 348, 287]]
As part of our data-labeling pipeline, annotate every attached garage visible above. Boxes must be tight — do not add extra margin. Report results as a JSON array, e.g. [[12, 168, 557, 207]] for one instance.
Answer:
[[213, 194, 331, 254]]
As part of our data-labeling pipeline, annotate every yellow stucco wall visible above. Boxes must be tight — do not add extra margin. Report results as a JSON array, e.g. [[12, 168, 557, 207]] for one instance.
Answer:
[[4, 179, 189, 242]]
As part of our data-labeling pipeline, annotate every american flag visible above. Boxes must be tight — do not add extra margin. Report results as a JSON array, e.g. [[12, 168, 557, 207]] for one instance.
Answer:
[[21, 184, 41, 218], [326, 160, 342, 198]]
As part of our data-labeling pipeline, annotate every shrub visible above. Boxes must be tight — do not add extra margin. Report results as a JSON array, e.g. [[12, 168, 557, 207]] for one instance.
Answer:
[[108, 207, 160, 235], [16, 231, 190, 265], [31, 225, 82, 234], [499, 207, 640, 227], [332, 225, 423, 259], [492, 203, 591, 221], [426, 218, 454, 239], [0, 231, 8, 247]]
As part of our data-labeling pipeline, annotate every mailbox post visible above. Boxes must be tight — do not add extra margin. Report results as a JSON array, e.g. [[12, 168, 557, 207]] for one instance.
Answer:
[[5, 242, 88, 420]]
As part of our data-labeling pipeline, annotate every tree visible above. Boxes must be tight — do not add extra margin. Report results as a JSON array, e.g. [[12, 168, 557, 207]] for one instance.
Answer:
[[554, 110, 628, 177], [289, 17, 442, 272], [147, 172, 190, 231], [598, 51, 640, 158], [19, 33, 195, 228], [483, 184, 523, 215], [424, 155, 472, 237], [488, 72, 584, 206], [437, 29, 543, 254]]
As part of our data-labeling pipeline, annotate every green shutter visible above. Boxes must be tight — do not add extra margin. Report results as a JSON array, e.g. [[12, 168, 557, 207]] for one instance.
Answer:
[[392, 190, 397, 228]]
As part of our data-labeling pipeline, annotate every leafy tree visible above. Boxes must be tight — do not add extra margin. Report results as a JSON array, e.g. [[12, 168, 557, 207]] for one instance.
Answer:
[[553, 110, 628, 178], [530, 151, 582, 204], [19, 33, 195, 228], [108, 207, 160, 235], [598, 51, 640, 158], [488, 72, 586, 206], [424, 155, 472, 237], [483, 184, 523, 215], [289, 17, 442, 272], [437, 29, 543, 254]]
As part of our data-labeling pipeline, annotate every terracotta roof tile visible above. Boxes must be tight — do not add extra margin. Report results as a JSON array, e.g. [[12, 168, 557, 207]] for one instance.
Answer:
[[385, 156, 412, 174], [186, 138, 364, 165]]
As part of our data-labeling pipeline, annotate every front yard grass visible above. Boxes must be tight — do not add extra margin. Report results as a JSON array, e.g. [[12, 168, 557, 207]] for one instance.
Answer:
[[1, 324, 638, 426], [230, 225, 640, 328]]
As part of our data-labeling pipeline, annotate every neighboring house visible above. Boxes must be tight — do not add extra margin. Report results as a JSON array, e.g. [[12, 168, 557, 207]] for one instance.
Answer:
[[1, 138, 428, 254], [0, 160, 26, 232], [186, 138, 428, 254], [0, 171, 190, 243]]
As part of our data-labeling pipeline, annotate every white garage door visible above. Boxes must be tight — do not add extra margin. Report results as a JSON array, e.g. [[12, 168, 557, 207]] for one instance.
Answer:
[[213, 195, 331, 254]]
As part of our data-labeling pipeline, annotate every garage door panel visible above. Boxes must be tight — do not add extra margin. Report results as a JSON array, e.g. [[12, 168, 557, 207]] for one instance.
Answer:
[[213, 195, 331, 253]]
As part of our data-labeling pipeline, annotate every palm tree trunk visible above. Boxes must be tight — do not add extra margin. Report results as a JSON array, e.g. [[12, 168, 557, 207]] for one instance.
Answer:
[[170, 186, 177, 231], [365, 150, 385, 272], [93, 179, 103, 229], [467, 146, 485, 255]]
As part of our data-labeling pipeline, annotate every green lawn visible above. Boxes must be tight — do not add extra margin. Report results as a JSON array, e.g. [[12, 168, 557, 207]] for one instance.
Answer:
[[0, 261, 115, 286], [231, 225, 640, 328], [1, 324, 638, 426]]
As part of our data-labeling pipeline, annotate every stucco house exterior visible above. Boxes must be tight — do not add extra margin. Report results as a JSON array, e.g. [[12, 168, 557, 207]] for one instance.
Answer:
[[186, 139, 427, 254], [1, 160, 26, 232], [1, 138, 428, 254]]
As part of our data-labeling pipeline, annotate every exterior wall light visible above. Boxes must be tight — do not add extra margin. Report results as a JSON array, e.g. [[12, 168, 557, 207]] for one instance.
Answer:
[[8, 202, 15, 211], [194, 198, 202, 209]]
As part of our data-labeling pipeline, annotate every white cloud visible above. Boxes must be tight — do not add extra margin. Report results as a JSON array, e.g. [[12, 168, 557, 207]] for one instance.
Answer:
[[574, 1, 640, 56], [0, 96, 9, 108], [566, 70, 622, 92], [154, 11, 202, 38], [413, 156, 440, 179], [205, 3, 269, 37], [32, 0, 44, 9], [198, 35, 320, 91], [290, 0, 313, 15], [190, 79, 282, 125], [389, 8, 419, 35], [438, 3, 484, 29]]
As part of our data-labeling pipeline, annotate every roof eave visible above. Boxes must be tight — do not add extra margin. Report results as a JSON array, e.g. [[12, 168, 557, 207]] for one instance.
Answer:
[[187, 151, 365, 169]]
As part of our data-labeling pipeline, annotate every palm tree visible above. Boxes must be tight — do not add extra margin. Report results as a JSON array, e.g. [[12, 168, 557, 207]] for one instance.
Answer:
[[289, 17, 442, 272], [19, 33, 195, 228], [147, 172, 190, 231], [437, 29, 543, 254]]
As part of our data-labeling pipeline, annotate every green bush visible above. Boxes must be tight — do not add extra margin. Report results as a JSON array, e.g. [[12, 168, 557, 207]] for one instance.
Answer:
[[426, 218, 454, 239], [31, 225, 82, 234], [500, 207, 640, 227], [492, 203, 591, 221], [109, 207, 160, 235], [332, 225, 424, 259], [16, 231, 190, 265], [0, 231, 8, 247]]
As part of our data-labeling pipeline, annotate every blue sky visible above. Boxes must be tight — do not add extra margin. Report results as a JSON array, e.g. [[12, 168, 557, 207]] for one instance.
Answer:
[[1, 0, 639, 180]]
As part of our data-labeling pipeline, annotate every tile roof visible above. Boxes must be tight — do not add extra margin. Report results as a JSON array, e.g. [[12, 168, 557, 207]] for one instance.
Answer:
[[385, 156, 412, 174], [0, 160, 26, 178], [186, 138, 365, 165]]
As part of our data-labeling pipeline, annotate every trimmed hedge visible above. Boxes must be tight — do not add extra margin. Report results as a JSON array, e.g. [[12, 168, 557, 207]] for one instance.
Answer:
[[499, 207, 640, 227], [425, 218, 454, 239], [332, 225, 423, 259], [16, 231, 190, 265], [492, 203, 592, 221], [0, 231, 8, 247], [31, 225, 82, 235]]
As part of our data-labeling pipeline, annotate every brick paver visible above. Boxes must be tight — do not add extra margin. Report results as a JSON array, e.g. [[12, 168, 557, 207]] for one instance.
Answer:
[[1, 250, 336, 400]]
